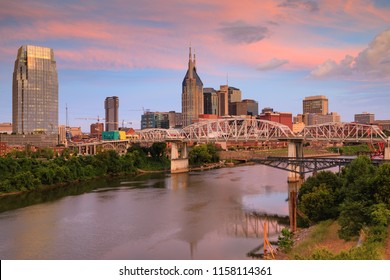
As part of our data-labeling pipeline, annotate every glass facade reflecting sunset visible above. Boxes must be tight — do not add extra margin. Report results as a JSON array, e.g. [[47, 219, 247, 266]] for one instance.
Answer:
[[12, 45, 58, 134]]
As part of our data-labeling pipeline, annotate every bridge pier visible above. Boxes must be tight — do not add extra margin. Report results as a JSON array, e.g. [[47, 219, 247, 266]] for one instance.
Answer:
[[170, 142, 189, 173], [385, 143, 390, 160], [287, 140, 304, 183]]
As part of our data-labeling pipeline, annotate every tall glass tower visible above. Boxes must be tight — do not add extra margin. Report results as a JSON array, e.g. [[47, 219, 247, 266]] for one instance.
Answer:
[[12, 45, 58, 134]]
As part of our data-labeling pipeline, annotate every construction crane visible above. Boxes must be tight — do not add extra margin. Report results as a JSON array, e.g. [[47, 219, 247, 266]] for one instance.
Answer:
[[75, 116, 104, 122], [128, 107, 149, 114]]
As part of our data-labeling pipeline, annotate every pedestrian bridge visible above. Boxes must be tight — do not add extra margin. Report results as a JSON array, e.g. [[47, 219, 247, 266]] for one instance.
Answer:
[[134, 118, 389, 144], [69, 118, 390, 173]]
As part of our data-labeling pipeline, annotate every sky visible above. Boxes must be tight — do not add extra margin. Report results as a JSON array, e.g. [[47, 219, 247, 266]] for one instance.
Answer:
[[0, 0, 389, 131]]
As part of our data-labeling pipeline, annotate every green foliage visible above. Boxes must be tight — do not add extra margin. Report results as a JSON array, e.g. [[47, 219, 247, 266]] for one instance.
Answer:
[[278, 228, 294, 252], [338, 200, 370, 240], [327, 144, 370, 156], [370, 203, 390, 227], [297, 156, 390, 242], [298, 171, 342, 222], [0, 144, 171, 194], [189, 143, 220, 165], [372, 163, 390, 205]]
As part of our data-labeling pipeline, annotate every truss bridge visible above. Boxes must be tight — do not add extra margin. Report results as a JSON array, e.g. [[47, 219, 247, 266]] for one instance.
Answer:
[[253, 157, 390, 176]]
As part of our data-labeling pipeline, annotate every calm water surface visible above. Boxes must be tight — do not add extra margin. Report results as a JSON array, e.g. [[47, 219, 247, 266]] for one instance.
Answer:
[[0, 165, 290, 259]]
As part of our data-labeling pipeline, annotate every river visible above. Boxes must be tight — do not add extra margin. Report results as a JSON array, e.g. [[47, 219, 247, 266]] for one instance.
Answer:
[[0, 165, 290, 260]]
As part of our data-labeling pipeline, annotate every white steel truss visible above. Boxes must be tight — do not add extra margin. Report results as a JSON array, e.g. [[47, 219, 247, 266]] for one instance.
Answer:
[[136, 128, 184, 143], [181, 118, 294, 142], [134, 120, 389, 144], [300, 122, 388, 143]]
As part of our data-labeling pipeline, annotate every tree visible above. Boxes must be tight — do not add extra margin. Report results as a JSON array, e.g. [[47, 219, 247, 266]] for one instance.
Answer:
[[372, 163, 390, 206], [189, 144, 212, 165], [298, 171, 342, 221], [149, 142, 167, 159]]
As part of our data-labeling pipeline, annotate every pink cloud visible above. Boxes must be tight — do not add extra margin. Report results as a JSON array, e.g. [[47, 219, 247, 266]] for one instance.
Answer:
[[0, 0, 388, 76]]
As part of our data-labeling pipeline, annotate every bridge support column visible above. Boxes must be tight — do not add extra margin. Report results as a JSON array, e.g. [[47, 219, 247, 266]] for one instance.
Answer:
[[288, 180, 303, 233], [170, 142, 189, 173], [385, 144, 390, 160], [287, 140, 304, 183]]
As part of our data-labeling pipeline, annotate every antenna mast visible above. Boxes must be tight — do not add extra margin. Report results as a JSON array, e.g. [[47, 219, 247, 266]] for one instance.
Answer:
[[66, 103, 69, 127]]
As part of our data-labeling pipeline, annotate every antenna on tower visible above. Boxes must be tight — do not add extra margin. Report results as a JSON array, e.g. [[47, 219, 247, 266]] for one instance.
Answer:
[[66, 103, 69, 127], [227, 73, 229, 86]]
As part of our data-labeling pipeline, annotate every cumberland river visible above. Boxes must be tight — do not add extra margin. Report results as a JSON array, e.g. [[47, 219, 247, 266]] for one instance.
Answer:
[[0, 165, 290, 260]]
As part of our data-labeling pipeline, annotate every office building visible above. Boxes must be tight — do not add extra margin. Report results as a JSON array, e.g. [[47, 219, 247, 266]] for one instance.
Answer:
[[0, 123, 12, 134], [141, 111, 169, 129], [259, 112, 292, 129], [354, 112, 375, 124], [203, 88, 218, 115], [105, 96, 119, 131], [217, 85, 229, 116], [304, 112, 341, 125], [58, 125, 67, 145], [182, 48, 203, 126], [303, 95, 328, 115], [228, 87, 242, 103], [230, 99, 259, 116], [373, 120, 390, 131], [228, 87, 242, 115], [168, 111, 183, 128], [12, 45, 58, 134], [262, 107, 274, 114], [317, 112, 341, 124]]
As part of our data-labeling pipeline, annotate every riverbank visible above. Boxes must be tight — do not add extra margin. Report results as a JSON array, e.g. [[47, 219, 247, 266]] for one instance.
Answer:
[[274, 220, 390, 260]]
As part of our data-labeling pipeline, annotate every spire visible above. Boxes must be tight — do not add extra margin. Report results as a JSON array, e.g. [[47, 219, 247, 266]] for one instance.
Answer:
[[193, 49, 196, 69], [188, 46, 193, 79]]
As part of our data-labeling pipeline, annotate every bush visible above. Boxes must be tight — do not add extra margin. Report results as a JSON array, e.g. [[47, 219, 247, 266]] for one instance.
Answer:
[[278, 228, 294, 252]]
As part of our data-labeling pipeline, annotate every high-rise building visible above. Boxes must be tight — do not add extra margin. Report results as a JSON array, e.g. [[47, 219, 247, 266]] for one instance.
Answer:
[[228, 87, 242, 115], [182, 48, 203, 126], [203, 88, 218, 115], [218, 85, 229, 116], [105, 96, 119, 131], [141, 111, 169, 129], [12, 45, 58, 134], [303, 95, 328, 115], [354, 112, 375, 124]]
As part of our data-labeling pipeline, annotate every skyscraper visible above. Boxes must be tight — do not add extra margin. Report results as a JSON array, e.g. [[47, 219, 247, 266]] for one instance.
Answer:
[[182, 48, 203, 126], [105, 96, 119, 131], [12, 45, 58, 134]]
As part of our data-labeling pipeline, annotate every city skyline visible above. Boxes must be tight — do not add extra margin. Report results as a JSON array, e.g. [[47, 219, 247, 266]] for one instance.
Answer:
[[0, 0, 389, 131]]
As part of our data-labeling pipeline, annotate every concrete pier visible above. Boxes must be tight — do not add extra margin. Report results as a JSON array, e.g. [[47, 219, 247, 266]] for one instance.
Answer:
[[287, 139, 304, 183], [385, 142, 390, 160], [170, 142, 189, 173]]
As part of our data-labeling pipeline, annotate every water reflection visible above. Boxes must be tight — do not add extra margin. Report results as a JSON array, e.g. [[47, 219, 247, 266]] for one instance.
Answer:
[[0, 165, 290, 259]]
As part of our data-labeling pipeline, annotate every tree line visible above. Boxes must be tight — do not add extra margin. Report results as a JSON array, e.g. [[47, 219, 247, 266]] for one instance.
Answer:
[[0, 143, 170, 193]]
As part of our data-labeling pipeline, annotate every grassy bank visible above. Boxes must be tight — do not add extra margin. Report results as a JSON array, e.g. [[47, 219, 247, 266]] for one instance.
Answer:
[[282, 219, 389, 260]]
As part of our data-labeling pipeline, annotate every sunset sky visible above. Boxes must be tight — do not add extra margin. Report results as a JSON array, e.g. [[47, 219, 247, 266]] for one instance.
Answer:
[[0, 0, 389, 130]]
